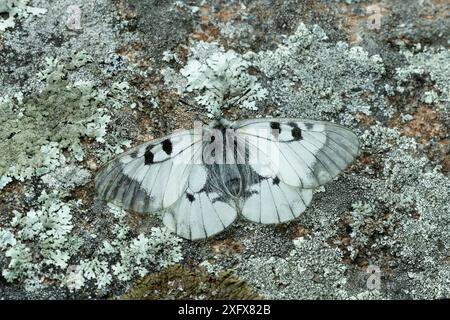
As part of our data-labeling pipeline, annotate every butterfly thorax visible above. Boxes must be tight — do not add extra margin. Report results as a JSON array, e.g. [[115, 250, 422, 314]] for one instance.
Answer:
[[208, 117, 233, 130], [202, 119, 259, 205]]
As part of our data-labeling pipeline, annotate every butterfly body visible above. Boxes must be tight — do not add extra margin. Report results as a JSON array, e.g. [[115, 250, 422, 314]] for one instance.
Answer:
[[96, 117, 359, 240]]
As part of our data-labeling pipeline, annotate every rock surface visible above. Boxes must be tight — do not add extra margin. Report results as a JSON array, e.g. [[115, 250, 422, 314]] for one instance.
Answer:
[[0, 0, 448, 299]]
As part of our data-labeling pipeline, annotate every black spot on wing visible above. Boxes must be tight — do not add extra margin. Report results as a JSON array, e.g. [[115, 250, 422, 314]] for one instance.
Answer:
[[292, 127, 302, 140], [144, 146, 154, 165], [270, 121, 281, 135], [304, 122, 314, 129], [186, 193, 195, 202], [272, 176, 280, 185], [130, 150, 138, 158], [162, 139, 173, 155], [288, 123, 302, 141]]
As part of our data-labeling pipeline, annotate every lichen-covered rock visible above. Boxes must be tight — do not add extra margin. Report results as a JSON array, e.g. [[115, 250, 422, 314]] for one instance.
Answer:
[[0, 53, 108, 188], [0, 0, 448, 300]]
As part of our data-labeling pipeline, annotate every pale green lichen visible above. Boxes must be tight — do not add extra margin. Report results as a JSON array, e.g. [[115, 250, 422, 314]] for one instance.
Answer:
[[163, 41, 268, 117], [59, 204, 182, 292], [0, 198, 183, 293], [108, 205, 183, 282], [0, 190, 78, 291], [0, 50, 137, 191], [0, 51, 111, 189], [65, 258, 112, 291]]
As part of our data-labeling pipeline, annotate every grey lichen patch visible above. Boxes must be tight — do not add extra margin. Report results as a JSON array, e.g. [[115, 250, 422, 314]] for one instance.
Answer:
[[163, 22, 384, 123], [387, 1, 449, 48], [0, 0, 136, 95], [350, 125, 450, 298], [237, 232, 383, 299], [40, 165, 91, 190], [249, 23, 385, 122], [120, 0, 192, 61], [0, 52, 109, 189], [0, 0, 46, 32], [395, 47, 450, 104]]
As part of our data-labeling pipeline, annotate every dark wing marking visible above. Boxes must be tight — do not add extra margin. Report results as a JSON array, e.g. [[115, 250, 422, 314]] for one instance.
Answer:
[[163, 188, 237, 240], [95, 129, 203, 213]]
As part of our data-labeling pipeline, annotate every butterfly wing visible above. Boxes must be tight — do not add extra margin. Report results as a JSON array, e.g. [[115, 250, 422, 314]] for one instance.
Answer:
[[96, 129, 238, 240], [95, 129, 203, 213], [234, 118, 359, 224], [96, 118, 359, 237], [234, 118, 359, 189], [163, 179, 237, 240], [241, 177, 313, 224]]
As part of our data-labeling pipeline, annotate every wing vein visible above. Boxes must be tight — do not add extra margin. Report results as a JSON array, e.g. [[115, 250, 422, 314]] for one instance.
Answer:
[[267, 179, 281, 223]]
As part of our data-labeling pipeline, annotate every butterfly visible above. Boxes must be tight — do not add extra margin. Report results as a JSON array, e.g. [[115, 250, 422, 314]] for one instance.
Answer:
[[95, 117, 359, 240]]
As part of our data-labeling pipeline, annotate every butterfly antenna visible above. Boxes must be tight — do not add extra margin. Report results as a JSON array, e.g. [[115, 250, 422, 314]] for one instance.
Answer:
[[179, 99, 194, 109], [228, 88, 252, 109], [179, 99, 209, 125], [196, 114, 208, 125]]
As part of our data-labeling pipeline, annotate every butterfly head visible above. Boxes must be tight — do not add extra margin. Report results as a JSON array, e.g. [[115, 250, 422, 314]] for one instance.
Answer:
[[209, 117, 233, 130]]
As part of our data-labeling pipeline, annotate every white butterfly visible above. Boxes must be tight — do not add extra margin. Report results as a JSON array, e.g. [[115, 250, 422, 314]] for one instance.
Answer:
[[95, 117, 359, 240]]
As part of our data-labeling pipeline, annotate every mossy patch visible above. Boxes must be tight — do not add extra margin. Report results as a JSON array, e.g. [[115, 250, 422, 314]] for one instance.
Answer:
[[123, 265, 260, 300]]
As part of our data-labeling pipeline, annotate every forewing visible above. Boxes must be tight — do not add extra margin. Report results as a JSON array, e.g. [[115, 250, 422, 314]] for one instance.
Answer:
[[95, 129, 202, 213], [235, 118, 359, 188]]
